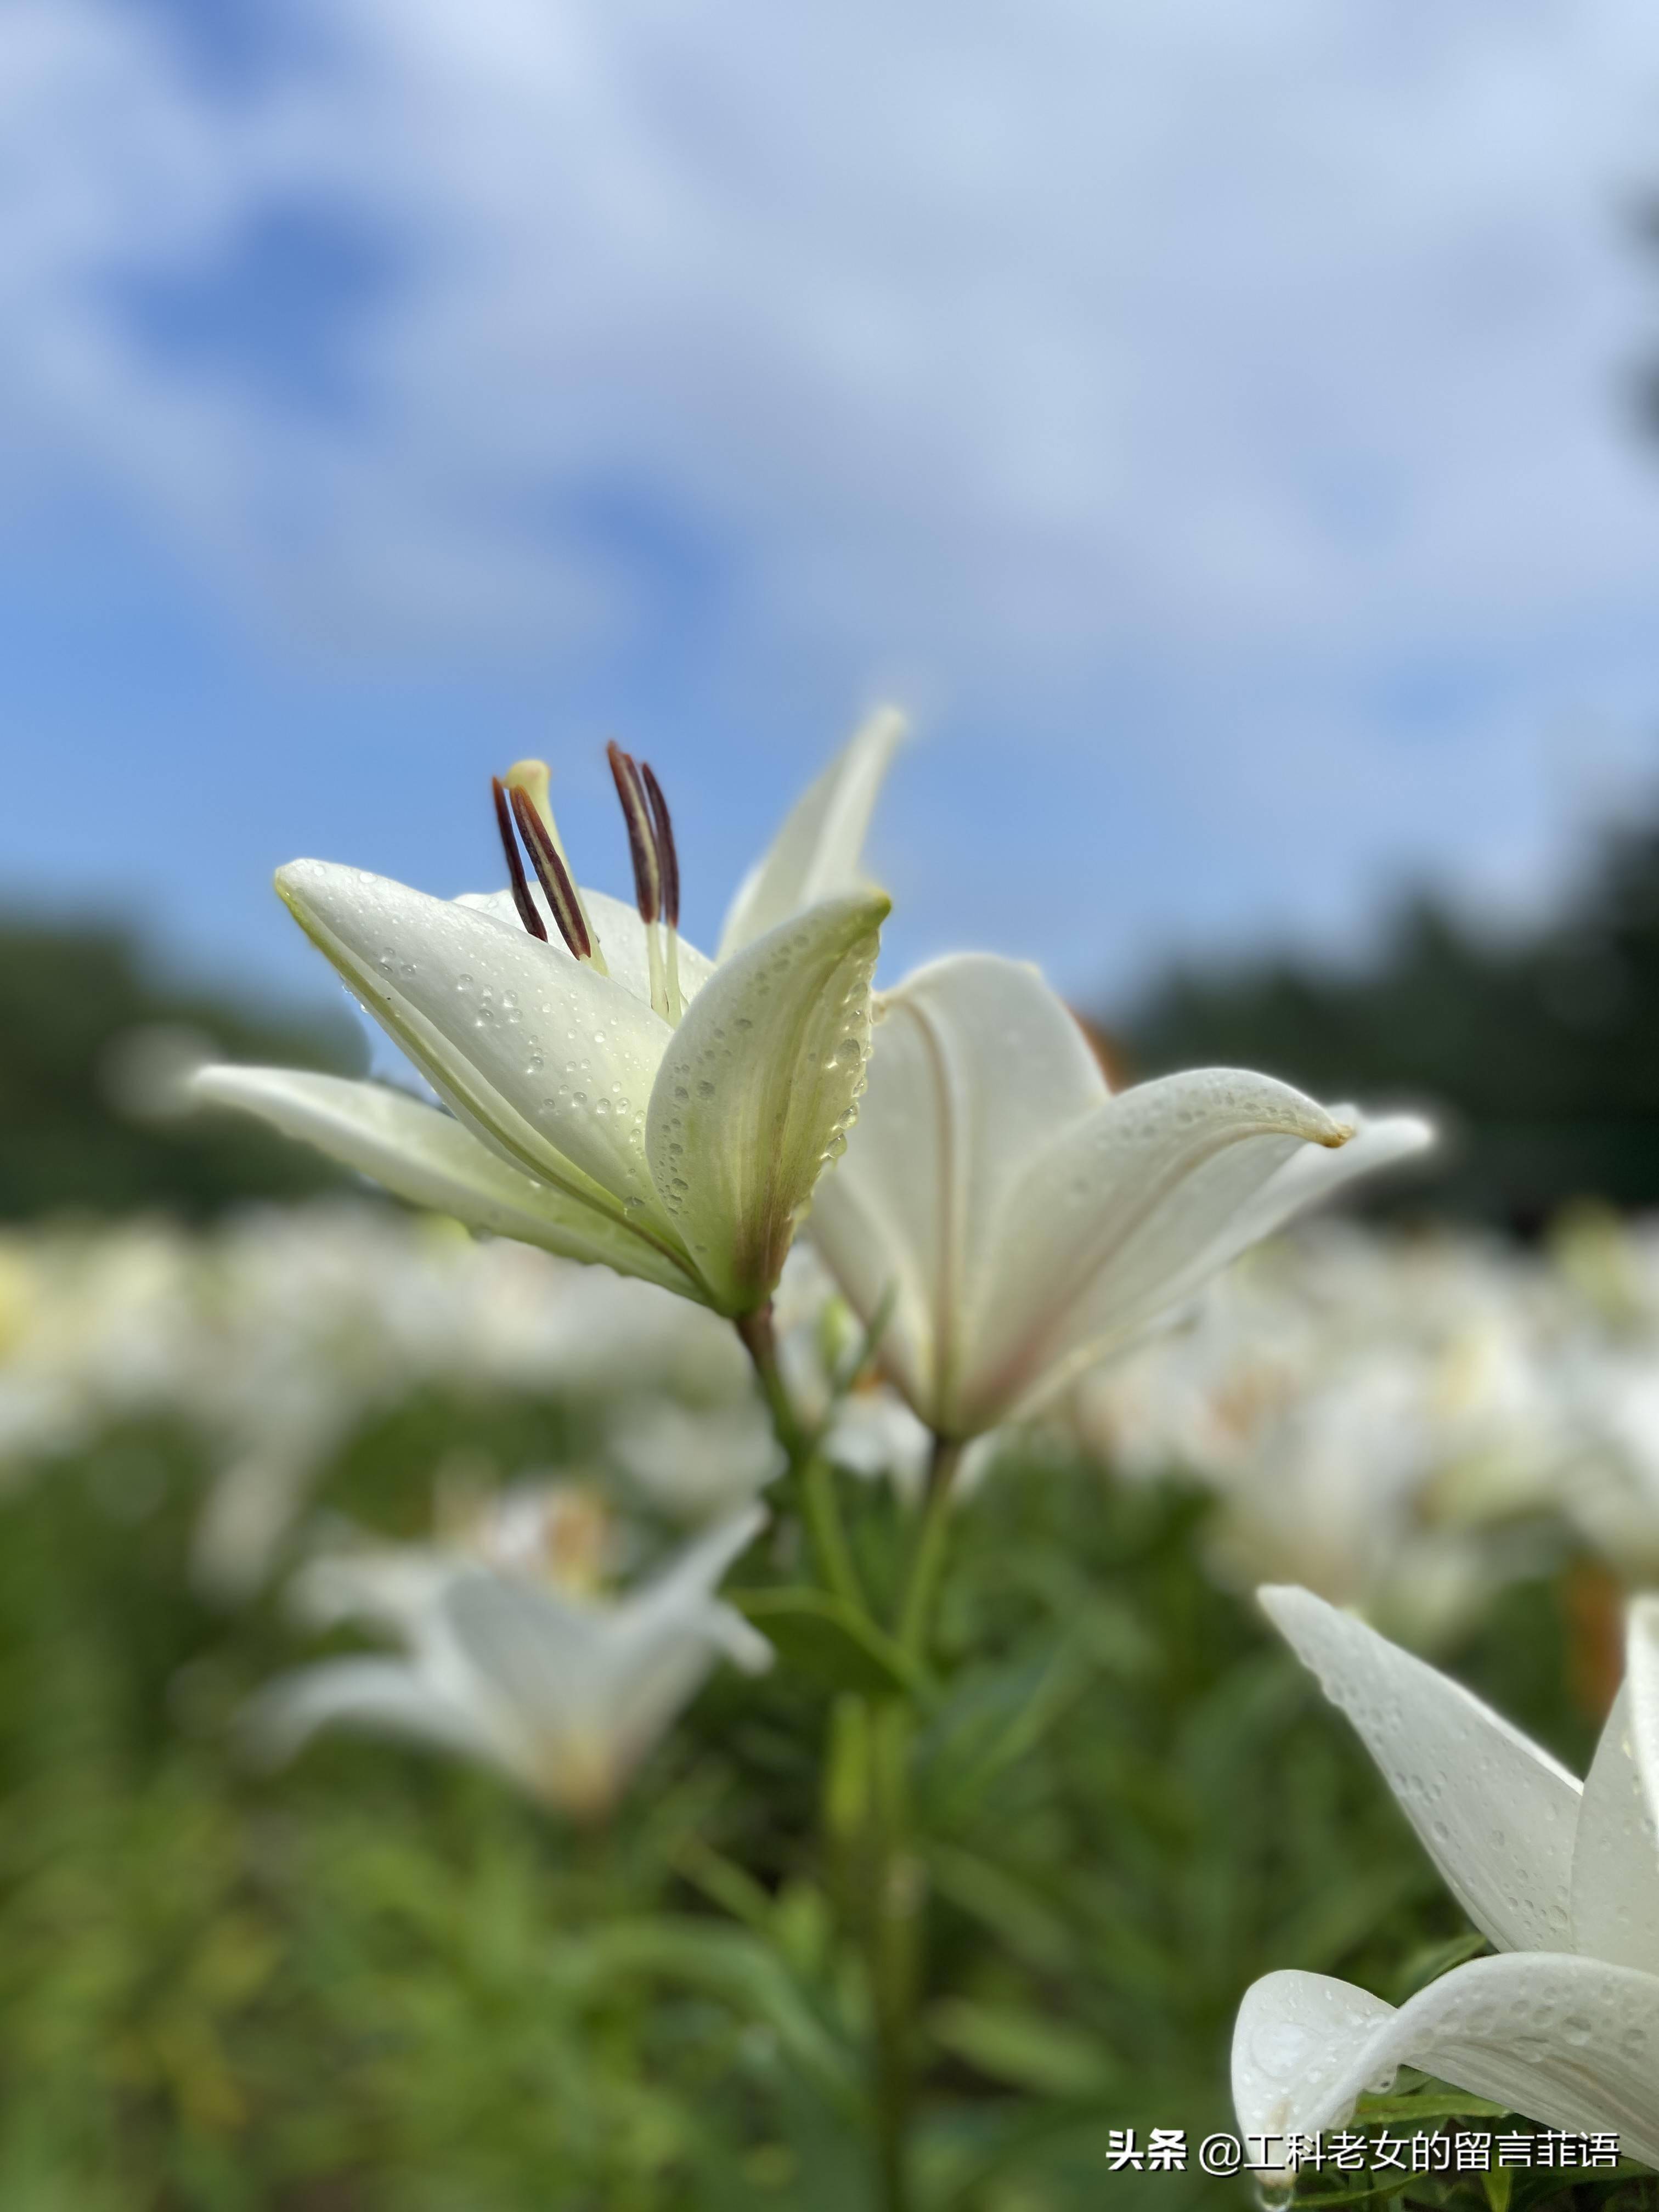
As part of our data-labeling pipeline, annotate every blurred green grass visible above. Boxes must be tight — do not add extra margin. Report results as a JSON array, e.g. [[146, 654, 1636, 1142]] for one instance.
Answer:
[[0, 1398, 1602, 2212]]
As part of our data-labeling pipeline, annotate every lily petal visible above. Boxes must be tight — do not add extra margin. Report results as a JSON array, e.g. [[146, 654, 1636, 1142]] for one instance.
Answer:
[[1232, 1968, 1396, 2152], [1625, 1596, 1659, 1843], [808, 953, 1109, 1428], [439, 1571, 707, 1800], [1191, 1108, 1436, 1274], [608, 1505, 771, 1666], [245, 1656, 496, 1771], [960, 1070, 1353, 1432], [458, 885, 716, 1009], [647, 893, 889, 1314], [718, 707, 905, 958], [1261, 1585, 1581, 1953], [1571, 1683, 1659, 1975], [189, 1065, 708, 1302], [1234, 1955, 1659, 2171], [277, 861, 674, 1228]]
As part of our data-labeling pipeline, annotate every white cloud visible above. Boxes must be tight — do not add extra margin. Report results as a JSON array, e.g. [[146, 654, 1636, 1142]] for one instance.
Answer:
[[7, 0, 1659, 981]]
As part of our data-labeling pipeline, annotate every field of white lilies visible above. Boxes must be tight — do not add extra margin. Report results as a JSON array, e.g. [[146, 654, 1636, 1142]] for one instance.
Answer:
[[3, 1194, 1654, 2210], [5, 717, 1658, 2212]]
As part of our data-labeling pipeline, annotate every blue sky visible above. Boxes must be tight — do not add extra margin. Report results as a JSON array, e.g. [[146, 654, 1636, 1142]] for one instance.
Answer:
[[7, 0, 1659, 1020]]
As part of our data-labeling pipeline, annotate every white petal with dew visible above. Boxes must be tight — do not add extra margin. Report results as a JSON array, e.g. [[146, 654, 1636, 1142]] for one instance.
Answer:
[[276, 863, 673, 1226], [189, 1065, 707, 1302], [809, 953, 1108, 1432], [1624, 1598, 1659, 1859], [1198, 1109, 1436, 1267], [647, 894, 888, 1314], [1021, 1109, 1436, 1408], [718, 708, 905, 958], [1571, 1682, 1659, 1977], [962, 1070, 1350, 1434], [1261, 1585, 1581, 1953], [1232, 1969, 1396, 2152], [1234, 1955, 1659, 2172], [457, 886, 716, 1010]]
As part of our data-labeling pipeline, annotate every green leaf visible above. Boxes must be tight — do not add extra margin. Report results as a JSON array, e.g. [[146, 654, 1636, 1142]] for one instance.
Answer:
[[1483, 2164, 1513, 2212], [922, 1841, 1074, 1973], [927, 1998, 1118, 2100], [1391, 1927, 1491, 2003], [733, 1587, 930, 1700], [563, 1915, 860, 2111], [1352, 2089, 1510, 2124]]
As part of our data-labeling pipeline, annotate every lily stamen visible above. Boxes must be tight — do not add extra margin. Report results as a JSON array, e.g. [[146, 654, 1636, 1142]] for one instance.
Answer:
[[607, 739, 671, 1020], [640, 761, 683, 1022], [509, 784, 594, 962], [505, 760, 608, 974], [605, 741, 661, 922], [491, 777, 548, 943]]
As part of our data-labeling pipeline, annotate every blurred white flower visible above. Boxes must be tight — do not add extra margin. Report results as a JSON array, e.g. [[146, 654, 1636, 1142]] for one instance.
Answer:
[[250, 1503, 771, 1818], [187, 1205, 750, 1599], [1072, 1229, 1571, 1645], [1544, 1215, 1659, 1579], [608, 1396, 785, 1518], [1235, 1586, 1659, 2172], [809, 952, 1432, 1438], [193, 712, 902, 1316]]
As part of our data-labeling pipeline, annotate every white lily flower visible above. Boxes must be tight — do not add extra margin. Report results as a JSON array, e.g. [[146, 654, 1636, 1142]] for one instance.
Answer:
[[249, 1505, 772, 1818], [808, 953, 1435, 1438], [1070, 1231, 1570, 1646], [1234, 1585, 1659, 2171], [608, 1396, 786, 1518], [192, 712, 904, 1317]]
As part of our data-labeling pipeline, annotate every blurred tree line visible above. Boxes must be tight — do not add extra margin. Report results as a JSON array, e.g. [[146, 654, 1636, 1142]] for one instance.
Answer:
[[0, 912, 362, 1220], [1120, 800, 1659, 1229]]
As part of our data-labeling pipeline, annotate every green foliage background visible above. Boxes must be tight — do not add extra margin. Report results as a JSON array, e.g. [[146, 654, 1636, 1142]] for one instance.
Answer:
[[0, 1390, 1607, 2211], [0, 913, 361, 1222]]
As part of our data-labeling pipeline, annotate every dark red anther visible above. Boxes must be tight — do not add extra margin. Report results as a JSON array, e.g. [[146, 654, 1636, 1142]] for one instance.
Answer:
[[640, 761, 680, 929], [492, 777, 548, 941], [606, 740, 661, 925], [510, 785, 591, 960]]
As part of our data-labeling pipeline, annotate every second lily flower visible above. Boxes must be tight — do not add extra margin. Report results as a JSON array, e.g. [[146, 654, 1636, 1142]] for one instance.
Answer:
[[809, 953, 1435, 1439]]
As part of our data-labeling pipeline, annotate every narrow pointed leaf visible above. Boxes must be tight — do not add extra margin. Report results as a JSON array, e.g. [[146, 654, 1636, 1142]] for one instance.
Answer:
[[732, 1588, 930, 1700]]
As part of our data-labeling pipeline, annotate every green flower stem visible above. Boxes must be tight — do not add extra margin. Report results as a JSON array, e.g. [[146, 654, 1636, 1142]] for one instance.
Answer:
[[867, 1696, 919, 2212], [896, 1436, 964, 1660], [864, 1435, 965, 2210], [735, 1317, 966, 2212], [735, 1302, 867, 1616]]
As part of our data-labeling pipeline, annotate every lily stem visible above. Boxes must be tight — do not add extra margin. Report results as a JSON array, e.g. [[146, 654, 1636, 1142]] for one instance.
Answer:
[[735, 1302, 867, 1616], [896, 1435, 964, 1660], [864, 1433, 964, 2212], [867, 1696, 916, 2212]]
